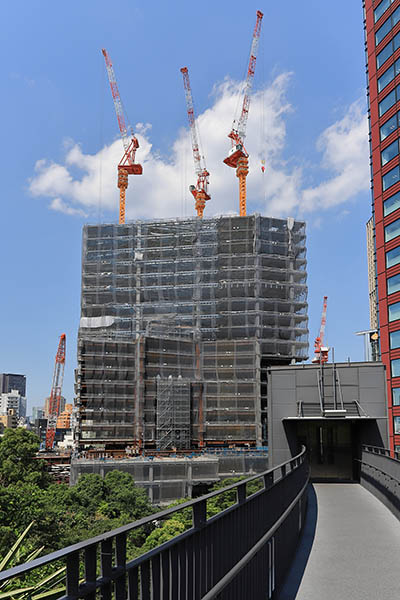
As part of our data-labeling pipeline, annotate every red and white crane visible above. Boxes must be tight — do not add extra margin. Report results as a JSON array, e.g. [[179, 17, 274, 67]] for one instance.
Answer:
[[223, 10, 263, 217], [180, 66, 210, 218], [312, 296, 329, 364], [102, 48, 142, 225], [45, 334, 66, 451]]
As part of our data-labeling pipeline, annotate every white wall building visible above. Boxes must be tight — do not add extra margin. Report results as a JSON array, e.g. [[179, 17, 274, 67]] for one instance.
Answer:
[[0, 389, 27, 419]]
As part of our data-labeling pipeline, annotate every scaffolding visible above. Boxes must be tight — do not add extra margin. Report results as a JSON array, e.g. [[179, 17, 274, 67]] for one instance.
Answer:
[[156, 376, 191, 450], [76, 214, 308, 452]]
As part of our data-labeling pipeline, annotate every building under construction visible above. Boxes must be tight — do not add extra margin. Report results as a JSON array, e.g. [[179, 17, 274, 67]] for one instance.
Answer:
[[75, 214, 308, 453]]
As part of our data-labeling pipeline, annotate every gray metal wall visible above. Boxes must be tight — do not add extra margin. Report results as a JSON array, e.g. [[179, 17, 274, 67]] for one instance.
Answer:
[[267, 362, 389, 467]]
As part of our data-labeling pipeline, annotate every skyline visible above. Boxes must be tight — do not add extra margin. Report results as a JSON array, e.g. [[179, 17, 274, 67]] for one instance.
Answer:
[[0, 1, 371, 411]]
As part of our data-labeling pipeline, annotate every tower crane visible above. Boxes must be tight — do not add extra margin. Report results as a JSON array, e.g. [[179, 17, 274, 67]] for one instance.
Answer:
[[102, 49, 142, 224], [180, 67, 210, 217], [45, 334, 66, 451], [312, 296, 329, 364], [223, 10, 263, 217]]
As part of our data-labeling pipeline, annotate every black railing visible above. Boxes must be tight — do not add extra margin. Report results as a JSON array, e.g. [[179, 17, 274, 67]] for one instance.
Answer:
[[0, 447, 309, 600], [359, 445, 400, 521]]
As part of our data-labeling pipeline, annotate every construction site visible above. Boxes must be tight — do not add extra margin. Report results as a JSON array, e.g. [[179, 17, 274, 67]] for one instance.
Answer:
[[70, 11, 309, 500], [75, 214, 308, 454]]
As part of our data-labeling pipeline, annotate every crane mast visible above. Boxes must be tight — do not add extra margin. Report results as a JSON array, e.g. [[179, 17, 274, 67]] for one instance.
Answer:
[[312, 296, 329, 364], [223, 10, 263, 217], [45, 334, 66, 451], [102, 49, 142, 224], [180, 67, 210, 217]]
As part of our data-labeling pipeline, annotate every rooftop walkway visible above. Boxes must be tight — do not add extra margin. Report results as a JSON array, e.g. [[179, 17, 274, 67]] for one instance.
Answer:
[[278, 483, 400, 599]]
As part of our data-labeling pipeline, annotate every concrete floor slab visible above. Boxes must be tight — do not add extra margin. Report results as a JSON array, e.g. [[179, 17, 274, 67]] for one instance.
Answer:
[[278, 483, 400, 599]]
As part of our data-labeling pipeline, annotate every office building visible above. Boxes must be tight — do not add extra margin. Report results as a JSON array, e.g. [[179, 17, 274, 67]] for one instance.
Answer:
[[364, 0, 400, 451], [0, 373, 26, 397]]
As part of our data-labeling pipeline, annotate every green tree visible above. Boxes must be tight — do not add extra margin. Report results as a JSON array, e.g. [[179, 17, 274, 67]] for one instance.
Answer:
[[0, 429, 49, 487]]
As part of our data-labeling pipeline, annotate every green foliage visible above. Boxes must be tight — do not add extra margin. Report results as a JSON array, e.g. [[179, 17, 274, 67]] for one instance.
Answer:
[[140, 519, 185, 553], [0, 521, 66, 600], [0, 429, 50, 487]]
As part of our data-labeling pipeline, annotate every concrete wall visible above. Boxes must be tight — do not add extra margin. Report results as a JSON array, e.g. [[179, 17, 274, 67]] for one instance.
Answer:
[[70, 453, 269, 504], [267, 362, 389, 468]]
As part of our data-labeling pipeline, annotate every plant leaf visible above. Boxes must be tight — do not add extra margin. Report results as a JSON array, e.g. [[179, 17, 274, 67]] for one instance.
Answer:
[[0, 523, 35, 572]]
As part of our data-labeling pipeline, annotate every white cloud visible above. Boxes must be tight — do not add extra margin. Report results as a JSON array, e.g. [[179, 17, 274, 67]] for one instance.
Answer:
[[49, 197, 88, 217], [29, 74, 369, 221]]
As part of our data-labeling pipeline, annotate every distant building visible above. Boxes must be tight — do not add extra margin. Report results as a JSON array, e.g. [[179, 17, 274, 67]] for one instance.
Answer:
[[0, 373, 26, 397], [0, 408, 18, 429], [0, 389, 26, 419], [44, 395, 66, 418], [57, 404, 73, 429], [32, 406, 45, 421]]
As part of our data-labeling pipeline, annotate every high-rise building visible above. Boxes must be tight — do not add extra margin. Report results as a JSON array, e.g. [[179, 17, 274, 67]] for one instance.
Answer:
[[75, 215, 308, 453], [364, 0, 400, 452], [0, 373, 26, 397], [32, 406, 45, 421]]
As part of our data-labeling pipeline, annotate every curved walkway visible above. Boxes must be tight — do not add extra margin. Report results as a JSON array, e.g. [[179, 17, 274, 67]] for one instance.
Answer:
[[278, 483, 400, 599]]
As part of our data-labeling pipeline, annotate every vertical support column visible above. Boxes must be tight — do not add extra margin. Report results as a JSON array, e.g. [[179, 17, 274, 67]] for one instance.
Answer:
[[254, 216, 262, 446]]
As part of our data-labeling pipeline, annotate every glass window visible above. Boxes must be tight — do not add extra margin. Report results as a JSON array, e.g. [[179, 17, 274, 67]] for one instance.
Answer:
[[375, 0, 391, 23], [383, 164, 400, 190], [378, 64, 395, 92], [395, 30, 400, 51], [388, 272, 400, 294], [382, 139, 399, 164], [390, 330, 400, 348], [376, 17, 392, 46], [387, 245, 400, 267], [391, 359, 400, 378], [393, 5, 400, 28], [389, 300, 400, 321], [393, 388, 400, 405], [385, 217, 400, 241], [381, 113, 398, 141], [384, 189, 400, 214], [394, 415, 400, 433], [379, 88, 396, 116], [377, 40, 394, 69]]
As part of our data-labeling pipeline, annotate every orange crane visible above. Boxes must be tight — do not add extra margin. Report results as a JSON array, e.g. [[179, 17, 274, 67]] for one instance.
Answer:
[[180, 67, 210, 217], [312, 296, 329, 364], [102, 49, 142, 224], [223, 10, 263, 217], [45, 334, 66, 450]]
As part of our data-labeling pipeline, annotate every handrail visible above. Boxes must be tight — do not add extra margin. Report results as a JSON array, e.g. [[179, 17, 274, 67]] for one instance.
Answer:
[[0, 446, 307, 585], [201, 476, 309, 600]]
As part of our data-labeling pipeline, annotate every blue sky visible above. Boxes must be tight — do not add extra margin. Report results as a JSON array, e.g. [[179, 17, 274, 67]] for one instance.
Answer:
[[0, 1, 370, 412]]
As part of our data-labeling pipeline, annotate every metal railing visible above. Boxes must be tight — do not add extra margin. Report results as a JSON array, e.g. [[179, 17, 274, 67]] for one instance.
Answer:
[[0, 447, 309, 600], [359, 445, 400, 522]]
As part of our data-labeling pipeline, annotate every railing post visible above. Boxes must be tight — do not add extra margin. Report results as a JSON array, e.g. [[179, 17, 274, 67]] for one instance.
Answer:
[[115, 532, 127, 600], [66, 551, 80, 600], [101, 538, 113, 600], [264, 472, 273, 490], [193, 499, 207, 528], [237, 483, 246, 505], [281, 464, 287, 479], [84, 543, 97, 600]]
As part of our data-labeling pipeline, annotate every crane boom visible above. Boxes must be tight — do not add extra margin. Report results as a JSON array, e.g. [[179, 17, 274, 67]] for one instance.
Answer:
[[236, 10, 263, 142], [45, 334, 66, 451], [102, 48, 142, 224], [312, 296, 329, 364], [180, 67, 210, 218], [223, 10, 263, 217]]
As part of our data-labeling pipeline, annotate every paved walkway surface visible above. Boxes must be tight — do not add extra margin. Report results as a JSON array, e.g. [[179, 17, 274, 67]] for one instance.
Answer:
[[278, 483, 400, 599]]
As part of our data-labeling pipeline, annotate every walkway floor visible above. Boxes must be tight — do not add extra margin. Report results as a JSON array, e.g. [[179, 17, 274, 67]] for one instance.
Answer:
[[278, 483, 400, 599]]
